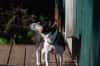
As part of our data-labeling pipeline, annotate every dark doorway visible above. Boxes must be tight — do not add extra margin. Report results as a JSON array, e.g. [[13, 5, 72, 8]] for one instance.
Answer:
[[93, 0, 100, 65]]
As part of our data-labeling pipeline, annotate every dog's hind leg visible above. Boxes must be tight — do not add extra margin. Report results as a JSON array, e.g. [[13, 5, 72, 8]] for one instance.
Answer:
[[56, 54, 63, 66], [59, 55, 63, 66]]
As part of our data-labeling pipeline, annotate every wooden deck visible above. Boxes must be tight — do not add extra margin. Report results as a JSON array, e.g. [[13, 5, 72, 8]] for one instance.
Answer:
[[0, 45, 75, 66]]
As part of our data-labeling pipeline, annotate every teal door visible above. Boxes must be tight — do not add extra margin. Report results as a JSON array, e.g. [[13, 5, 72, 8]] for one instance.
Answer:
[[76, 0, 100, 66]]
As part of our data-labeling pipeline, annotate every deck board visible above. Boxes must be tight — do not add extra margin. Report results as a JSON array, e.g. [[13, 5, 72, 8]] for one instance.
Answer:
[[63, 47, 73, 63], [25, 45, 35, 66], [0, 45, 11, 64], [8, 45, 25, 66], [49, 53, 56, 63]]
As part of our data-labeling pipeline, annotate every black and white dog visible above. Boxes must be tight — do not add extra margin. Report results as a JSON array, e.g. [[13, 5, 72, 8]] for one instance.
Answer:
[[30, 22, 66, 66]]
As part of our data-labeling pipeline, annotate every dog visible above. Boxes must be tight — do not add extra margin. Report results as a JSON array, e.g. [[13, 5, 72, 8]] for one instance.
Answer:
[[30, 22, 44, 65], [30, 22, 66, 66]]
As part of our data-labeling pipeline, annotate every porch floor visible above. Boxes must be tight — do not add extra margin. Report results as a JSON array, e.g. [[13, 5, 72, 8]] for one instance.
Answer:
[[0, 45, 75, 66]]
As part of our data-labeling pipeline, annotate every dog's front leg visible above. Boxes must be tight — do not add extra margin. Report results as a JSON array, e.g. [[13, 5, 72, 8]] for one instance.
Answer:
[[41, 48, 45, 63], [36, 48, 40, 66], [45, 51, 49, 66]]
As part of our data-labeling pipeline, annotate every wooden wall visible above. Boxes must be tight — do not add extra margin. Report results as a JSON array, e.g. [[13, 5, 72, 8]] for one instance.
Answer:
[[65, 0, 75, 54], [65, 0, 74, 38]]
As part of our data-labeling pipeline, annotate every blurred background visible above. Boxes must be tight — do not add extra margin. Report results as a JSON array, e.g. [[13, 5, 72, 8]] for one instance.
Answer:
[[0, 0, 55, 44]]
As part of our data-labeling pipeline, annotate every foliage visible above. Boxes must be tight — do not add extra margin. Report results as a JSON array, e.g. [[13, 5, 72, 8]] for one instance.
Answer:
[[0, 8, 49, 44], [0, 37, 8, 45], [27, 31, 33, 38]]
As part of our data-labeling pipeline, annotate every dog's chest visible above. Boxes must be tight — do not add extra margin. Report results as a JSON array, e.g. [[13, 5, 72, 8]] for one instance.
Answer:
[[43, 37, 54, 52]]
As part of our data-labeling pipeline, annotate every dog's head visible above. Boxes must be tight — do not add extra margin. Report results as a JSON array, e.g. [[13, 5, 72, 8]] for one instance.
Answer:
[[30, 20, 54, 33], [30, 22, 43, 33]]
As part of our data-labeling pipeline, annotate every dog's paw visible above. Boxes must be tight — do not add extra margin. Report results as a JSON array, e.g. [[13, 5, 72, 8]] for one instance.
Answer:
[[36, 63, 40, 66]]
